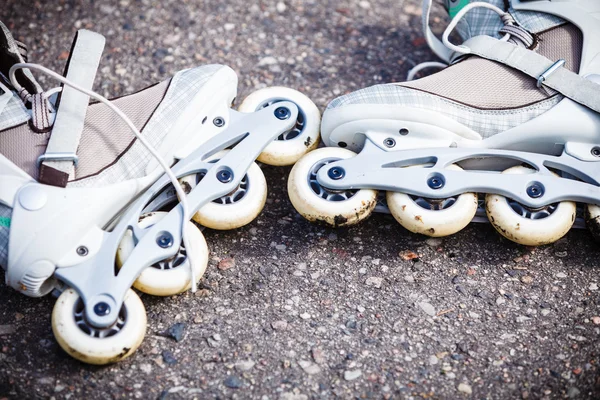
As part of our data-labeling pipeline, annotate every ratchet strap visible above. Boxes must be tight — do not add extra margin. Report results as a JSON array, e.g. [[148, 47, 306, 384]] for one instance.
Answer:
[[458, 35, 600, 114], [38, 30, 105, 187]]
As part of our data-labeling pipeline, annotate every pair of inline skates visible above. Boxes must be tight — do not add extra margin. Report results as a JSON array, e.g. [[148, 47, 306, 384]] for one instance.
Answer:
[[1, 0, 600, 365]]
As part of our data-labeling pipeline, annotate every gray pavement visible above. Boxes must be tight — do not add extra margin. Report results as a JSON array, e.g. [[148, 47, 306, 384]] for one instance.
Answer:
[[1, 0, 599, 399]]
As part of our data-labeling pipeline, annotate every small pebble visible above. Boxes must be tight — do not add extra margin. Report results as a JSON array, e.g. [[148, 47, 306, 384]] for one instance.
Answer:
[[276, 2, 287, 13], [164, 322, 186, 342], [272, 320, 288, 330], [521, 276, 533, 284], [458, 383, 472, 395], [217, 258, 235, 271], [162, 350, 177, 365], [365, 277, 383, 288], [344, 370, 362, 381], [567, 387, 580, 398], [223, 376, 243, 389], [312, 348, 326, 364], [235, 360, 255, 371], [418, 302, 436, 317], [298, 360, 321, 375]]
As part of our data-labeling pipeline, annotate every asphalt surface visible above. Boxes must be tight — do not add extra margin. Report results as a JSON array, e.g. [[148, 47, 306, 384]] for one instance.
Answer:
[[1, 0, 599, 399]]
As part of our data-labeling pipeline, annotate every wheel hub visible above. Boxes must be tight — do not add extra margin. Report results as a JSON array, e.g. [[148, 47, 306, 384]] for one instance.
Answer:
[[258, 98, 305, 141], [74, 298, 126, 338], [308, 158, 357, 201]]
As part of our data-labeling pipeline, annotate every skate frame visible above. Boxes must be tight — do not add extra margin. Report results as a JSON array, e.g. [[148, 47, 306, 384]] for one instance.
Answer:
[[317, 136, 600, 209], [9, 102, 298, 328]]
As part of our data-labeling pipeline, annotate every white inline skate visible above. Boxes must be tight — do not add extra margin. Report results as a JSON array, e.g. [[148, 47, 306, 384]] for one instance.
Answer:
[[0, 22, 320, 364], [288, 0, 600, 246]]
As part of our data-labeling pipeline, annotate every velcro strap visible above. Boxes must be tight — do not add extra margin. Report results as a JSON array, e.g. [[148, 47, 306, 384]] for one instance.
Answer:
[[459, 35, 600, 114], [39, 30, 105, 187]]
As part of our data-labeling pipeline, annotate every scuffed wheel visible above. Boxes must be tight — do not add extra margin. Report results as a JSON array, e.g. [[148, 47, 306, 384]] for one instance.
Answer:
[[387, 165, 478, 237], [287, 147, 377, 227], [585, 204, 600, 241], [179, 150, 268, 230], [238, 86, 321, 166], [117, 211, 209, 296], [52, 288, 146, 365], [485, 166, 576, 246]]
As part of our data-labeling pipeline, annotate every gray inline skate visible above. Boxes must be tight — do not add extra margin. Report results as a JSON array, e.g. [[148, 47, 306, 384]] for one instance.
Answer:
[[288, 0, 600, 246], [0, 22, 320, 364]]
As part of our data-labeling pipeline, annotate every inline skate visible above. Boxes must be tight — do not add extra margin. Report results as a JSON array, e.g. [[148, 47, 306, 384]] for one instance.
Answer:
[[288, 0, 600, 246], [0, 22, 320, 364]]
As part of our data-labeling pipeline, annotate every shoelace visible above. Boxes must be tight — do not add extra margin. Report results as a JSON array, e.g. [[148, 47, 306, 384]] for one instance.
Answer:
[[8, 63, 200, 293], [408, 0, 533, 80]]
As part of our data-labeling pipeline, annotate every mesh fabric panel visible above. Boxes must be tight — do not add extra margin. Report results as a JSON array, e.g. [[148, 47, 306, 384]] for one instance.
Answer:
[[74, 79, 170, 179], [0, 79, 170, 180], [0, 123, 48, 179], [401, 24, 582, 109]]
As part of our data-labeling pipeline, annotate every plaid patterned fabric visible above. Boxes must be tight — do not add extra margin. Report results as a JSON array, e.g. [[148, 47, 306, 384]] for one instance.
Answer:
[[451, 0, 565, 40], [0, 92, 30, 131], [327, 84, 561, 139], [69, 64, 224, 188], [0, 64, 225, 268], [0, 204, 11, 270]]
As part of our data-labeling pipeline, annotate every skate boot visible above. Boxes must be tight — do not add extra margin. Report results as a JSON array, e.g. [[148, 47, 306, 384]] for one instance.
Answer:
[[288, 0, 600, 246], [0, 22, 320, 364]]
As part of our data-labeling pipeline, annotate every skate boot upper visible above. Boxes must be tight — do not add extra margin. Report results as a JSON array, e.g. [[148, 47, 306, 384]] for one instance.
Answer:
[[324, 1, 589, 145], [296, 0, 600, 248], [0, 20, 236, 270]]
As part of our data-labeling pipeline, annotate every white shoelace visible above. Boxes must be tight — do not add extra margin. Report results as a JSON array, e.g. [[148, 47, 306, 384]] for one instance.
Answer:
[[8, 63, 199, 293], [408, 1, 514, 80]]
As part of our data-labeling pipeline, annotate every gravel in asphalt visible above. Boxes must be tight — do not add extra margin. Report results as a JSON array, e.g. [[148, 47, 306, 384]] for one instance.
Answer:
[[1, 0, 599, 399]]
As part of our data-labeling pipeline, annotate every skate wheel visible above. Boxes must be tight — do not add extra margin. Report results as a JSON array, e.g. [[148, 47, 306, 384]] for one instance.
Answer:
[[387, 165, 478, 237], [585, 204, 600, 241], [52, 288, 146, 365], [238, 87, 320, 166], [288, 147, 377, 227], [485, 166, 576, 246], [117, 212, 209, 296], [179, 150, 268, 230]]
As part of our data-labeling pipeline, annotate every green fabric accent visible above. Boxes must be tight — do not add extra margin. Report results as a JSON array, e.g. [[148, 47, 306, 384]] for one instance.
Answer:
[[0, 216, 10, 228], [448, 0, 470, 18]]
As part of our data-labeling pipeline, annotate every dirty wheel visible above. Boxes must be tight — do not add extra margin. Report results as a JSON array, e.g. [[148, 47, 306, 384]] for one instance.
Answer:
[[287, 147, 377, 227], [387, 164, 477, 237], [179, 150, 268, 230], [485, 166, 575, 246], [52, 288, 146, 365], [117, 211, 209, 296], [238, 86, 321, 166]]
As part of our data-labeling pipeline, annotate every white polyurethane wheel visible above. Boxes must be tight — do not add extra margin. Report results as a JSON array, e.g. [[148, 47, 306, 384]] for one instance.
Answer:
[[52, 288, 146, 365], [179, 150, 268, 230], [117, 212, 209, 296], [585, 204, 600, 242], [288, 147, 377, 227], [485, 166, 576, 246], [238, 86, 321, 166], [387, 165, 478, 237]]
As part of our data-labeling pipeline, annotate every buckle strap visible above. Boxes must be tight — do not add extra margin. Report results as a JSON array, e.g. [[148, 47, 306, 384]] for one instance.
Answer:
[[38, 29, 105, 187], [459, 35, 600, 114]]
